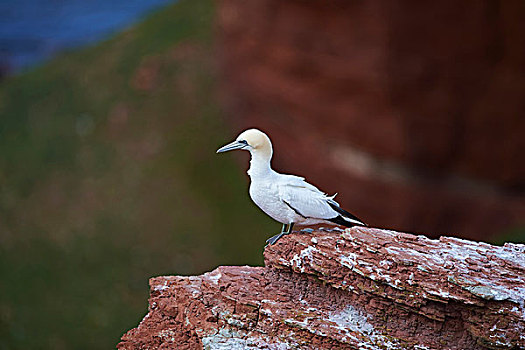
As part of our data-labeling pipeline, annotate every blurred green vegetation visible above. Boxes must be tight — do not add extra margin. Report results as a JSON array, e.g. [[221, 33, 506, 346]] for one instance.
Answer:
[[0, 0, 275, 348], [492, 226, 525, 246]]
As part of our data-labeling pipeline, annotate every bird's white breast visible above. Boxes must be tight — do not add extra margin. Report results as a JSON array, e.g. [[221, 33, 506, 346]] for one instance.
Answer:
[[248, 176, 301, 224], [248, 174, 324, 225]]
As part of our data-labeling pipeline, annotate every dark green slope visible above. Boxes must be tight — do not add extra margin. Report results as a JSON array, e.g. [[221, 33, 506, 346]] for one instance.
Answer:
[[0, 1, 274, 348]]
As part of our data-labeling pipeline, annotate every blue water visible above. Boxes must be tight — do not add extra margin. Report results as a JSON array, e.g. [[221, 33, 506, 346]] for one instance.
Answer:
[[0, 0, 175, 72]]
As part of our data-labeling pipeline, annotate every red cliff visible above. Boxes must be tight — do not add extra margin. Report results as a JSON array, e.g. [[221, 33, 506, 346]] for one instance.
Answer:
[[216, 0, 525, 240], [118, 227, 525, 349]]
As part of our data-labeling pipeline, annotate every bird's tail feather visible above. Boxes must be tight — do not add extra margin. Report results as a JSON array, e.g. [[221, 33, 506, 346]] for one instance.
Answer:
[[327, 201, 367, 227]]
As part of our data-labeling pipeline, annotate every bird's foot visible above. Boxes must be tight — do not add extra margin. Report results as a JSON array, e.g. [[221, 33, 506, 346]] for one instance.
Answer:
[[265, 232, 286, 246]]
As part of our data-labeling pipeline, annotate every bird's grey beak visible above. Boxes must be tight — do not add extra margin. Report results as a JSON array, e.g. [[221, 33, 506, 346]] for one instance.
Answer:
[[216, 140, 246, 153]]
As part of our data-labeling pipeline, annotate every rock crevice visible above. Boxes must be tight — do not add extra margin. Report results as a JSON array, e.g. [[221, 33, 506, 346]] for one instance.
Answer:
[[118, 227, 525, 349]]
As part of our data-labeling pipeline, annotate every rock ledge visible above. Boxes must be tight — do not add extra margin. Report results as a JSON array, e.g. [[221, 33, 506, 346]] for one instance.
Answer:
[[118, 227, 524, 349]]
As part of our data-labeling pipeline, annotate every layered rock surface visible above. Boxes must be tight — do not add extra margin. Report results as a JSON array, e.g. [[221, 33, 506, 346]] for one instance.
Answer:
[[118, 227, 525, 349]]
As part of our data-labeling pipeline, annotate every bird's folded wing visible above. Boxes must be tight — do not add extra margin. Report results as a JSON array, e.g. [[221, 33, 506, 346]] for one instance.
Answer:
[[277, 178, 337, 219]]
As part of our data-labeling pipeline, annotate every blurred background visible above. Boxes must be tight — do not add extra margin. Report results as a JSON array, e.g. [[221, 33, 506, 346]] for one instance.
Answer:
[[0, 0, 524, 348]]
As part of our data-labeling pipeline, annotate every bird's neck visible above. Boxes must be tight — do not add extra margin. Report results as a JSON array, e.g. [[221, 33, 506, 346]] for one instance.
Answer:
[[248, 149, 273, 179]]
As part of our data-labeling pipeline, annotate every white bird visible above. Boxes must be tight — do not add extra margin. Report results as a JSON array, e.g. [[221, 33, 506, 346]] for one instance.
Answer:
[[216, 129, 366, 245]]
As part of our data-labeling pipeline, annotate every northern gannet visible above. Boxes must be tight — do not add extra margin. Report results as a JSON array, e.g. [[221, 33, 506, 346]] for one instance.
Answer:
[[217, 129, 366, 245]]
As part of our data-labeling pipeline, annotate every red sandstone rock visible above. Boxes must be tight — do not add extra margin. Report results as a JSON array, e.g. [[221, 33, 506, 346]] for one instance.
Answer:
[[118, 227, 525, 349], [216, 0, 525, 240]]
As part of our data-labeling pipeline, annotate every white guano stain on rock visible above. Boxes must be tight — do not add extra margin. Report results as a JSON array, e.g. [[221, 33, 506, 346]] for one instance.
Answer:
[[201, 328, 292, 350], [204, 269, 222, 285], [290, 246, 317, 272], [328, 305, 374, 335]]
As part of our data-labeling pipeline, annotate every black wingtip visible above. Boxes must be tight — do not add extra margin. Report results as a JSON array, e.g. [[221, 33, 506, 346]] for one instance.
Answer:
[[328, 215, 365, 228], [327, 202, 366, 227]]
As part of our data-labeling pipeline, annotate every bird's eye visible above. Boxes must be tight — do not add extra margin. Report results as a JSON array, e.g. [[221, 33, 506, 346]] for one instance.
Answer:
[[239, 140, 248, 145]]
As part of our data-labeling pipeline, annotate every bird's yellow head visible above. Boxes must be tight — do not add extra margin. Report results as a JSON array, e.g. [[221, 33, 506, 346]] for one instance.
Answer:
[[216, 128, 272, 156], [236, 129, 271, 150]]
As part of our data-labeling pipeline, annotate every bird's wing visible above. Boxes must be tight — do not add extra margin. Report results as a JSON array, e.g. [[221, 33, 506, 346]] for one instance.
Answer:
[[277, 175, 337, 219]]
